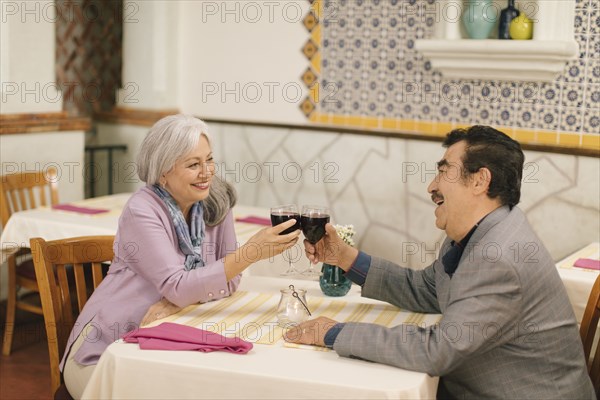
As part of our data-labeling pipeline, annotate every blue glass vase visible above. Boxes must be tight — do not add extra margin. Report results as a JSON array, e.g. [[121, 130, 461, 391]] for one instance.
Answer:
[[462, 0, 496, 39], [319, 263, 352, 297]]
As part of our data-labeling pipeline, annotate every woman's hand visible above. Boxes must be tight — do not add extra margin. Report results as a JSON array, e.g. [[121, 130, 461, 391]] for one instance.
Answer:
[[224, 218, 300, 280], [304, 223, 357, 271], [140, 298, 182, 326], [240, 218, 301, 264]]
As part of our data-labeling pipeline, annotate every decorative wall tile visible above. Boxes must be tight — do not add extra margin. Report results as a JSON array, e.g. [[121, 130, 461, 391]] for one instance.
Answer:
[[589, 7, 600, 35], [574, 11, 587, 34], [586, 57, 600, 83], [514, 104, 539, 129], [309, 0, 600, 143], [584, 84, 600, 110], [583, 108, 600, 134], [561, 83, 585, 108], [539, 107, 561, 131], [576, 0, 591, 10], [588, 34, 600, 56], [560, 107, 584, 132], [494, 103, 516, 128], [538, 82, 563, 106]]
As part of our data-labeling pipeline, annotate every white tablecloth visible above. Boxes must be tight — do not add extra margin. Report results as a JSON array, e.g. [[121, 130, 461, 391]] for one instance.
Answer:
[[0, 193, 131, 253], [81, 276, 439, 399], [555, 242, 599, 323], [0, 194, 281, 271]]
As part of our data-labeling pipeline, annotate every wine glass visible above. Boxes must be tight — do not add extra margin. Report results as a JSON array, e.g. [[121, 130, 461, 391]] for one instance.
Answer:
[[270, 204, 301, 276], [300, 205, 330, 278]]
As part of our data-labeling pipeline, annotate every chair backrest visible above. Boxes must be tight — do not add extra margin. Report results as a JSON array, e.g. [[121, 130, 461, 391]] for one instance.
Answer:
[[580, 274, 600, 395], [30, 235, 115, 396], [0, 167, 59, 226]]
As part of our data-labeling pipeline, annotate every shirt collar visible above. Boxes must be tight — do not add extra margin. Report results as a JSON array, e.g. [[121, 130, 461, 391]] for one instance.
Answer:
[[441, 215, 487, 277]]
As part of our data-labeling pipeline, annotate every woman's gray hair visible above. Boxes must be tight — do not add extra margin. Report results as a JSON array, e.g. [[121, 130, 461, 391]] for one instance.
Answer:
[[137, 114, 236, 226]]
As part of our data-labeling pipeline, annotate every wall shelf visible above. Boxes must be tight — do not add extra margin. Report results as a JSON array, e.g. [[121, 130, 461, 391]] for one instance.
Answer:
[[415, 0, 579, 82], [415, 39, 578, 82]]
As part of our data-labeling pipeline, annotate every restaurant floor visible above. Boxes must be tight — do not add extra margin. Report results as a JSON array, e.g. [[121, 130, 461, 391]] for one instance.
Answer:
[[0, 296, 52, 400]]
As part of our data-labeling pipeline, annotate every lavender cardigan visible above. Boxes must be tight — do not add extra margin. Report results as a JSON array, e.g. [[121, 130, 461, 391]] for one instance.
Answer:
[[60, 187, 241, 369]]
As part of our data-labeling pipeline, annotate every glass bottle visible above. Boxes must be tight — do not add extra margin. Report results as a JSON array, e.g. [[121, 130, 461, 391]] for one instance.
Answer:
[[498, 0, 520, 39]]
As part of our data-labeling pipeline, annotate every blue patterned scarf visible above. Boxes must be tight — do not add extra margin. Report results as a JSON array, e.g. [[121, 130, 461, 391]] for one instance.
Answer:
[[152, 185, 205, 270]]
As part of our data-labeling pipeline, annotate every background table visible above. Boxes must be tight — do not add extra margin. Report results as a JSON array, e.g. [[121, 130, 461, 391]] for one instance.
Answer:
[[555, 242, 599, 324], [81, 276, 439, 399], [0, 193, 286, 274]]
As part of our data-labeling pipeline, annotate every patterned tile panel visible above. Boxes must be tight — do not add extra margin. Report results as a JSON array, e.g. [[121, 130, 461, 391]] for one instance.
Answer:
[[306, 0, 600, 152]]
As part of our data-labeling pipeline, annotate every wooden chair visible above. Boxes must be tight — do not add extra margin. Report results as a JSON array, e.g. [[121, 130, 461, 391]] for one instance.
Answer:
[[1, 167, 59, 355], [30, 236, 115, 397], [580, 274, 600, 396]]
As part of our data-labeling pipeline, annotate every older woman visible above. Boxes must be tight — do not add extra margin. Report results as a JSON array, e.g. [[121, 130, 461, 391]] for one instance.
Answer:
[[62, 115, 299, 398]]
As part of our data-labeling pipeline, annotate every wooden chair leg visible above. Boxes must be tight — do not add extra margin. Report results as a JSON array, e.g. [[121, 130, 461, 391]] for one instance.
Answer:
[[2, 258, 18, 356]]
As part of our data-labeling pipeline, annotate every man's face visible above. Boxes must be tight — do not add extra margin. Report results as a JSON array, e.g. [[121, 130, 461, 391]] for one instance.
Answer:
[[427, 141, 476, 241]]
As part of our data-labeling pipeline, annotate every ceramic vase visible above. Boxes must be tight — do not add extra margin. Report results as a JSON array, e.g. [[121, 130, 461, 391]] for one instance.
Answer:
[[462, 0, 496, 39]]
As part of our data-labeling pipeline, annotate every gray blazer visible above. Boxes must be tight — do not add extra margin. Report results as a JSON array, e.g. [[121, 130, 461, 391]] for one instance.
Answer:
[[333, 206, 595, 399]]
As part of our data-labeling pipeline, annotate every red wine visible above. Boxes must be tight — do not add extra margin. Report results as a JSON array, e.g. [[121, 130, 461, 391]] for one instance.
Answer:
[[271, 212, 301, 235], [301, 215, 330, 244]]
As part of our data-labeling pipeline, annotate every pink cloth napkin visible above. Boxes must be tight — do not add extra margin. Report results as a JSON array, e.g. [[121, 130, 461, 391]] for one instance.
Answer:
[[235, 216, 271, 226], [52, 204, 110, 215], [573, 258, 600, 271], [122, 322, 253, 354]]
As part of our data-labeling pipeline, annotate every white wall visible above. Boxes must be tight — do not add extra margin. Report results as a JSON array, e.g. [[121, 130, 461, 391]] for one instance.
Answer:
[[0, 0, 62, 113], [0, 131, 85, 202], [178, 0, 308, 123]]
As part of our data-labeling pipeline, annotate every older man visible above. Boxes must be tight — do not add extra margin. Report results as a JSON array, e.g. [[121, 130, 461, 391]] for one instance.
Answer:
[[288, 126, 595, 399]]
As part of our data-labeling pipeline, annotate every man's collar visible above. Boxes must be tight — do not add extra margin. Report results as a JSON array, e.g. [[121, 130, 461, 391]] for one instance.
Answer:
[[442, 213, 490, 277]]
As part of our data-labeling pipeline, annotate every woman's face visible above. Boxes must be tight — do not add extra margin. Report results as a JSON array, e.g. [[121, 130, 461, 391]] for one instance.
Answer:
[[161, 135, 215, 217]]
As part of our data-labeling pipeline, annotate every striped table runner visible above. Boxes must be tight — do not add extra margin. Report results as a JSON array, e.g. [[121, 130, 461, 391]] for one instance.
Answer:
[[155, 291, 441, 349]]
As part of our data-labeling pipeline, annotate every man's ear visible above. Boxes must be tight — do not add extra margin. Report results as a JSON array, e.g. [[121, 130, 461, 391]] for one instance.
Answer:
[[472, 167, 491, 195]]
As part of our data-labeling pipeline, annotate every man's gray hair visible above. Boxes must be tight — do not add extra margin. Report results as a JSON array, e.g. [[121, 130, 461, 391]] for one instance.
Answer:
[[137, 114, 236, 226]]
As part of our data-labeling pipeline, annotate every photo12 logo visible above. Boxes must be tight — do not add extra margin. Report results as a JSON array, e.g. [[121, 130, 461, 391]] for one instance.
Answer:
[[200, 1, 305, 24], [0, 1, 139, 24]]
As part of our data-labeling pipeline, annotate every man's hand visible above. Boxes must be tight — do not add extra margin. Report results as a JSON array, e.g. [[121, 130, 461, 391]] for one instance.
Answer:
[[283, 317, 339, 347], [304, 223, 358, 270]]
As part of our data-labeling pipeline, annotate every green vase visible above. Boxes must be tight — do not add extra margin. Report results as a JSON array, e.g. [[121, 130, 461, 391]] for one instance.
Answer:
[[462, 0, 496, 39], [319, 263, 352, 297]]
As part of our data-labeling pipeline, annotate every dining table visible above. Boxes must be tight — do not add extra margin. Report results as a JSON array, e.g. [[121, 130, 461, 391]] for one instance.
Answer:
[[81, 275, 440, 399]]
